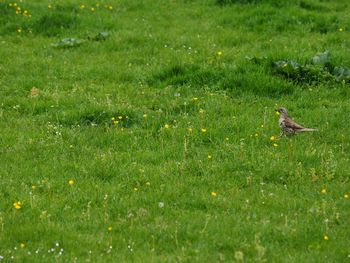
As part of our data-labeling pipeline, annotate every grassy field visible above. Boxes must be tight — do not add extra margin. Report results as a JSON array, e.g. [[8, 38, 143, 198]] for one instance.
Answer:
[[1, 0, 350, 262]]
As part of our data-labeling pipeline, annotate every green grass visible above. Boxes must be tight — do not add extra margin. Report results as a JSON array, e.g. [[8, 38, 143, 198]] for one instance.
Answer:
[[1, 0, 350, 262]]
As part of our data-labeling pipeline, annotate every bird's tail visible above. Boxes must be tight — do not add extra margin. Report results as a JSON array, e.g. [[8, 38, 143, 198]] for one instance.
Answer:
[[299, 128, 317, 132]]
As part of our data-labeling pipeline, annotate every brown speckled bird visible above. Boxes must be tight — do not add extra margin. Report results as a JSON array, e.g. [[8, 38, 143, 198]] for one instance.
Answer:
[[276, 107, 317, 136]]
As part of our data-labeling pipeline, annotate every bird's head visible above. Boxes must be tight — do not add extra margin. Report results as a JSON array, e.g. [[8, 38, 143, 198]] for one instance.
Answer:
[[275, 107, 288, 117]]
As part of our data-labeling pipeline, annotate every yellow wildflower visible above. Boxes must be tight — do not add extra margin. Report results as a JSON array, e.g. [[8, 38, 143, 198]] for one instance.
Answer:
[[118, 116, 123, 120], [208, 155, 212, 160], [211, 192, 217, 197], [80, 4, 85, 9], [113, 120, 119, 125], [31, 185, 36, 190], [108, 5, 113, 10], [164, 124, 170, 129], [273, 143, 278, 147], [217, 51, 223, 56], [68, 180, 74, 186], [188, 128, 193, 132], [339, 28, 343, 32], [20, 243, 25, 248], [145, 182, 151, 186], [321, 188, 327, 194], [108, 226, 112, 231], [344, 193, 348, 199], [143, 114, 147, 118], [48, 4, 52, 9], [91, 7, 95, 11], [192, 97, 198, 101], [133, 187, 138, 191], [323, 235, 329, 241], [13, 201, 22, 209], [270, 136, 276, 141], [201, 128, 207, 133]]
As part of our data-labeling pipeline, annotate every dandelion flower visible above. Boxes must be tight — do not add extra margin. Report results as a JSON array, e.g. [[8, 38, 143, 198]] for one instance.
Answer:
[[133, 187, 138, 191], [201, 128, 207, 133], [111, 117, 115, 121], [17, 28, 21, 33], [48, 4, 52, 9], [344, 193, 349, 199], [188, 128, 193, 133], [68, 180, 74, 186], [20, 243, 25, 249], [118, 116, 123, 120], [339, 28, 343, 32], [145, 182, 151, 186], [321, 188, 327, 194], [199, 109, 204, 114], [255, 133, 259, 137], [323, 235, 329, 241], [80, 4, 85, 9], [108, 226, 112, 231], [270, 136, 276, 141], [113, 120, 119, 125], [211, 192, 217, 197], [192, 97, 199, 101], [91, 7, 95, 11], [273, 143, 278, 147], [208, 155, 212, 160], [32, 185, 36, 190], [143, 114, 148, 118], [217, 51, 223, 56], [164, 124, 170, 129], [13, 201, 22, 210], [108, 5, 113, 10]]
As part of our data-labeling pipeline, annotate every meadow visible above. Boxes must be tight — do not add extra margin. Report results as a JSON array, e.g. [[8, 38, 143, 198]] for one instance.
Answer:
[[1, 0, 350, 262]]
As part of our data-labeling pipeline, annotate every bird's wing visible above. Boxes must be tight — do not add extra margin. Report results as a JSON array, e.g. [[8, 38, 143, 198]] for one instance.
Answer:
[[283, 117, 305, 130]]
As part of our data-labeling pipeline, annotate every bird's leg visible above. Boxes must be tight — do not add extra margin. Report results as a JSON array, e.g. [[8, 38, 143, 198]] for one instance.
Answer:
[[279, 130, 284, 137]]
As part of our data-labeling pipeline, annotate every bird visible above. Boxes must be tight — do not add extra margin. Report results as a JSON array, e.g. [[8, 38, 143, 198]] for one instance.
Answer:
[[276, 107, 317, 136]]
